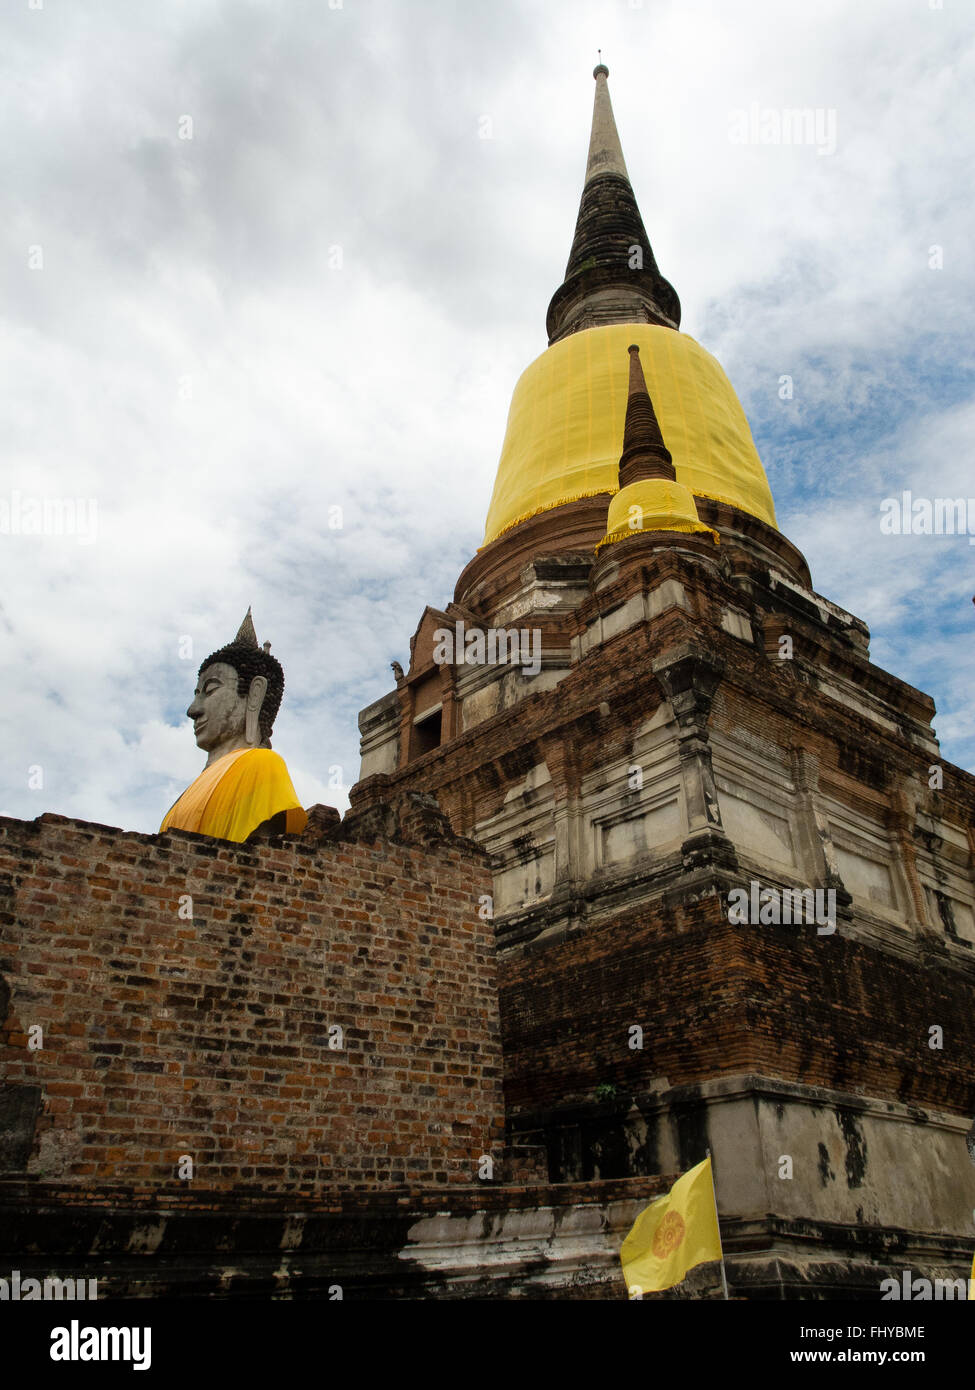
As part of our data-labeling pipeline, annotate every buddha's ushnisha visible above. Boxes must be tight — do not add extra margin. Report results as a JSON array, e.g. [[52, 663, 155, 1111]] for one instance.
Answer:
[[160, 609, 307, 842]]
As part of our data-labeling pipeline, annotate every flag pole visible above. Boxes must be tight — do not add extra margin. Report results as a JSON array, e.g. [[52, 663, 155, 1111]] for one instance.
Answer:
[[706, 1147, 730, 1300]]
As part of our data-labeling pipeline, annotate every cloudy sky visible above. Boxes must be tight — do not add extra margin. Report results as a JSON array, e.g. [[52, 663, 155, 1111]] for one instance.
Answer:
[[2, 0, 973, 834]]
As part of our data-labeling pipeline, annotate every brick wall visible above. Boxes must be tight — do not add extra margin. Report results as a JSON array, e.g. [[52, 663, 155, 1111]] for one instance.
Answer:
[[0, 813, 503, 1192]]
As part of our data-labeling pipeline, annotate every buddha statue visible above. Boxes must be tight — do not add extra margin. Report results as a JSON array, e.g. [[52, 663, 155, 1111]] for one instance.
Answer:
[[160, 609, 308, 842]]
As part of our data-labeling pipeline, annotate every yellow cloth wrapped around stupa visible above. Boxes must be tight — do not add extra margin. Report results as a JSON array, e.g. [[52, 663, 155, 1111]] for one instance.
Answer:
[[482, 323, 776, 545], [160, 748, 307, 842]]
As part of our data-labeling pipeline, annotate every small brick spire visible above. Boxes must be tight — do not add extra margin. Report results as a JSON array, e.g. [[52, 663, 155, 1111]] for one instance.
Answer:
[[618, 345, 676, 488]]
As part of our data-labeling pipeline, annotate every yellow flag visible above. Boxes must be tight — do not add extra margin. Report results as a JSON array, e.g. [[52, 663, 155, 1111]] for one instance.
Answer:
[[621, 1156, 723, 1295]]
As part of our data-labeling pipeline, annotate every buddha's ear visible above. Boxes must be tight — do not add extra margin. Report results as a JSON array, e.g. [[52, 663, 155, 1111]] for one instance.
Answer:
[[244, 675, 268, 747]]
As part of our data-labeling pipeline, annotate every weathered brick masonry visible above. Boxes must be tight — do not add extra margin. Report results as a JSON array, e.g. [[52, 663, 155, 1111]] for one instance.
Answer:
[[0, 1175, 670, 1299], [0, 811, 503, 1192], [499, 892, 975, 1120]]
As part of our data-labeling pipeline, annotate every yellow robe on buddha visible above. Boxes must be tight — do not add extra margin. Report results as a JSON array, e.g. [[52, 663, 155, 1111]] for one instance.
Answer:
[[160, 747, 308, 843]]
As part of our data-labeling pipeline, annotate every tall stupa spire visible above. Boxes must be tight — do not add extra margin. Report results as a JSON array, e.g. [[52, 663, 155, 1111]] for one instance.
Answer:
[[585, 61, 629, 181], [546, 65, 681, 345]]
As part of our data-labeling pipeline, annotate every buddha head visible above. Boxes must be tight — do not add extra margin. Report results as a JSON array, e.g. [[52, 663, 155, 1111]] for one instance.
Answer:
[[187, 608, 285, 765]]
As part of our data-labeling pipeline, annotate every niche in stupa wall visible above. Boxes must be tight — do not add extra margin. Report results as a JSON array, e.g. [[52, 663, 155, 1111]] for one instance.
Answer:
[[596, 795, 682, 868], [492, 833, 556, 912], [359, 725, 399, 779], [574, 580, 690, 662], [580, 736, 684, 877], [717, 787, 798, 872], [461, 678, 501, 731], [708, 719, 792, 784], [474, 764, 557, 912], [914, 811, 973, 871], [457, 665, 568, 736], [922, 884, 975, 945], [708, 731, 798, 874], [831, 837, 901, 918], [914, 823, 975, 946]]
